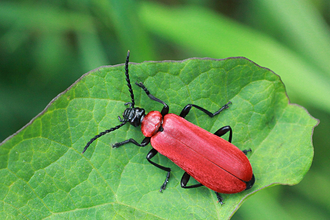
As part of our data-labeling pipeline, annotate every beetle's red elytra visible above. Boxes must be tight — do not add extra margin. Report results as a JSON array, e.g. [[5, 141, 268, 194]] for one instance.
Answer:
[[149, 113, 253, 194], [83, 51, 255, 204]]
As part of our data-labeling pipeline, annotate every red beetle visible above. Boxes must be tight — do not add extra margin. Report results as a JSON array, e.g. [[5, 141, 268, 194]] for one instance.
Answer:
[[83, 51, 255, 204]]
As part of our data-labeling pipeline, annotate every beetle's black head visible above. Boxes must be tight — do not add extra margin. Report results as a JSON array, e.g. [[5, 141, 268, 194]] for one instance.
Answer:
[[82, 50, 141, 154], [122, 107, 145, 127]]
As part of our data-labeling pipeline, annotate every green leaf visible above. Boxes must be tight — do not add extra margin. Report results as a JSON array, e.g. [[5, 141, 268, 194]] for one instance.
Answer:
[[0, 58, 317, 219], [138, 2, 330, 113]]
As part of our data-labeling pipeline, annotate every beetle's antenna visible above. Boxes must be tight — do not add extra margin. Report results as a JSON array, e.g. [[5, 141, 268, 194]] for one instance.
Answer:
[[125, 50, 135, 108], [82, 121, 127, 153], [82, 52, 135, 154]]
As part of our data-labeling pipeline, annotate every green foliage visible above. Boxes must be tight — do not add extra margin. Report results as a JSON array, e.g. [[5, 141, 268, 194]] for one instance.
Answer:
[[1, 0, 328, 219], [139, 2, 330, 113], [0, 59, 317, 219]]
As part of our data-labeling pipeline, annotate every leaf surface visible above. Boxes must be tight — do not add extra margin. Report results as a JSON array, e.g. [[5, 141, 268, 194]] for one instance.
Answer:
[[0, 58, 317, 219]]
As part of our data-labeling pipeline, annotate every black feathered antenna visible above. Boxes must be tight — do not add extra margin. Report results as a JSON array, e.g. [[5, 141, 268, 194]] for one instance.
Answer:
[[82, 51, 134, 153], [125, 50, 135, 107]]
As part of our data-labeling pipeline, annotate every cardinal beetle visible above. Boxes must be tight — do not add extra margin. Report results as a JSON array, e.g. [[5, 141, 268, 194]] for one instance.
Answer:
[[82, 51, 255, 204]]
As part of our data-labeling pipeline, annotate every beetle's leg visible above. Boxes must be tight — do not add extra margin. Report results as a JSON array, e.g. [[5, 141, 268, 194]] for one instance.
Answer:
[[180, 172, 203, 189], [214, 126, 251, 154], [242, 148, 252, 155], [214, 125, 232, 143], [112, 137, 150, 148], [135, 82, 169, 116], [179, 101, 231, 118], [215, 192, 224, 205], [146, 149, 171, 192], [181, 173, 224, 204]]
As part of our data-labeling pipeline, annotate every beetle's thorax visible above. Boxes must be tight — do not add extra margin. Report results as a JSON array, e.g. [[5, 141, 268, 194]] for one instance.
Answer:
[[123, 107, 145, 127], [141, 111, 163, 137]]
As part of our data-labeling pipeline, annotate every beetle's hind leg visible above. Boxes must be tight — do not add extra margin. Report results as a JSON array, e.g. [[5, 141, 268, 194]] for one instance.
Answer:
[[146, 149, 171, 192], [242, 149, 252, 155], [215, 192, 224, 205]]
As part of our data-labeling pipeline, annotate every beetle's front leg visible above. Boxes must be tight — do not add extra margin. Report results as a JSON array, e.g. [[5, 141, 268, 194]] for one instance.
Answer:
[[112, 137, 150, 148], [135, 82, 169, 116], [147, 149, 171, 192]]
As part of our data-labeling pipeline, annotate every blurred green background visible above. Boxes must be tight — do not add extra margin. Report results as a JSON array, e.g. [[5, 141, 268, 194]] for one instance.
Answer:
[[1, 0, 329, 219]]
